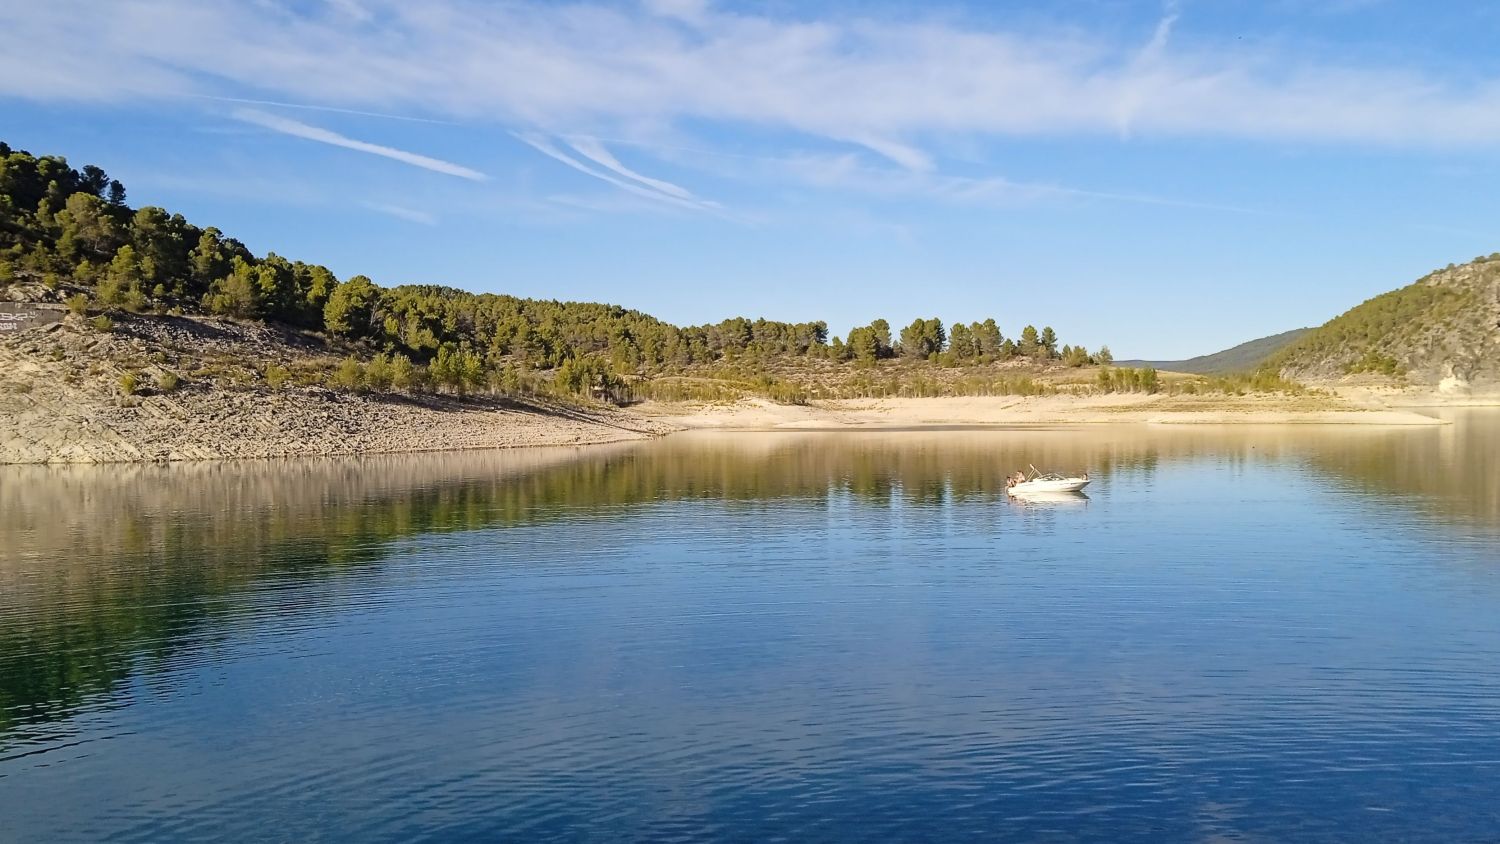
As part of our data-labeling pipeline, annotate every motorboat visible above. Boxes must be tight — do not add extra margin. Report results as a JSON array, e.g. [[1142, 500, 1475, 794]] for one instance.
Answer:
[[1006, 464, 1090, 495]]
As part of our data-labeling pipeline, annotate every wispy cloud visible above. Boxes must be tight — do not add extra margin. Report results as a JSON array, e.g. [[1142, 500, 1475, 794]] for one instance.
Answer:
[[514, 132, 720, 212], [1115, 1, 1181, 138], [8, 0, 1500, 158], [836, 135, 933, 172], [232, 108, 487, 180], [364, 202, 439, 225], [632, 142, 1262, 215], [181, 93, 452, 124], [565, 135, 696, 199], [326, 0, 374, 23]]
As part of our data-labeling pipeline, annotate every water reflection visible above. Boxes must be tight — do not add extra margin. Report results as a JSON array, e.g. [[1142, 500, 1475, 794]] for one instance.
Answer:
[[2, 414, 1499, 841], [2, 417, 1498, 739], [1302, 408, 1500, 527], [1007, 490, 1090, 506]]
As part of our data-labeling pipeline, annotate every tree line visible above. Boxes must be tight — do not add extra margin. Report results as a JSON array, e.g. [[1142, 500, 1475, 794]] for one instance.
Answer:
[[837, 317, 1111, 367], [0, 141, 1113, 397]]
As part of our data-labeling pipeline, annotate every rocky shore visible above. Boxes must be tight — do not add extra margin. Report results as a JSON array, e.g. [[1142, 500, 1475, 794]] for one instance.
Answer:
[[0, 313, 675, 464]]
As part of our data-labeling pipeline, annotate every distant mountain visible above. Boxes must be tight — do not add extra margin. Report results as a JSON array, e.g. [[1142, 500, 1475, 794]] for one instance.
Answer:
[[1269, 256, 1500, 389], [1118, 328, 1312, 375]]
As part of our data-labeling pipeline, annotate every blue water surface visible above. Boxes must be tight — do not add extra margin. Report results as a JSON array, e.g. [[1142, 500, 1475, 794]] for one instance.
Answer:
[[2, 416, 1498, 842]]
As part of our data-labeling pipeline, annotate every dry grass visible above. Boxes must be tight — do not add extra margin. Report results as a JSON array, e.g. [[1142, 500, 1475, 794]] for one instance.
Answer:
[[631, 358, 1311, 405]]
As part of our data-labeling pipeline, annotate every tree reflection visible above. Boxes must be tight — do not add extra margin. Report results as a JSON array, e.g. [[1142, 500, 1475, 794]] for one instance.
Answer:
[[2, 416, 1496, 737]]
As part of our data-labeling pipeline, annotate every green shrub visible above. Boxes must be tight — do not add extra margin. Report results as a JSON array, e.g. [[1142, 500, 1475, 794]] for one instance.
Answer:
[[330, 356, 363, 391], [119, 371, 139, 395], [1343, 351, 1403, 377], [364, 353, 393, 392], [66, 293, 89, 315], [156, 371, 180, 392], [264, 364, 291, 389], [1094, 366, 1160, 394], [389, 354, 417, 392], [91, 315, 113, 333]]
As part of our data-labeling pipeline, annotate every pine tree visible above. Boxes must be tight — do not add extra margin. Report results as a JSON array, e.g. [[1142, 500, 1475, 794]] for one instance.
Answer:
[[1040, 326, 1058, 359], [205, 256, 261, 318], [389, 354, 416, 391], [1019, 325, 1040, 357], [974, 319, 1003, 357], [323, 275, 379, 338]]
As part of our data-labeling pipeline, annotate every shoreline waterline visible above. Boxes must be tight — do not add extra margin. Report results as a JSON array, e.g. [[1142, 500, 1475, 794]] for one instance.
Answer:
[[0, 393, 1455, 465]]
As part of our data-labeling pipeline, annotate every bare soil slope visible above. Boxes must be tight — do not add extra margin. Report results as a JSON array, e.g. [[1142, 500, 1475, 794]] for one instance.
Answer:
[[0, 314, 674, 464]]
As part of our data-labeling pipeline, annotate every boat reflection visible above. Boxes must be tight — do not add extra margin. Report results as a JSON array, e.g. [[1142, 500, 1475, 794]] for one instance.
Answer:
[[1007, 489, 1090, 506]]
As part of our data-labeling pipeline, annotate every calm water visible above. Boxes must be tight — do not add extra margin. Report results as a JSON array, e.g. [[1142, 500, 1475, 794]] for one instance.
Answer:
[[3, 412, 1499, 842]]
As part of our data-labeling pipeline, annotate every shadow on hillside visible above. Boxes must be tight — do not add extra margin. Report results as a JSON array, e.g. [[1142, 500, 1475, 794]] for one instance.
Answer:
[[113, 311, 332, 351], [100, 313, 657, 432], [349, 390, 658, 434]]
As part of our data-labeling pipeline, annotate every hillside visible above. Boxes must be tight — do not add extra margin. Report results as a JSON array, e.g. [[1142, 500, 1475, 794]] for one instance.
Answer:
[[1119, 328, 1312, 375], [0, 140, 1104, 399], [1270, 257, 1500, 392], [0, 310, 675, 462], [0, 139, 1403, 463], [0, 139, 1131, 463]]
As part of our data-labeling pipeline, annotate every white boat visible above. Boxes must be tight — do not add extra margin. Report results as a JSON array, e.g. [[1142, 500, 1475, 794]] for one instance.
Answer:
[[1006, 465, 1090, 495]]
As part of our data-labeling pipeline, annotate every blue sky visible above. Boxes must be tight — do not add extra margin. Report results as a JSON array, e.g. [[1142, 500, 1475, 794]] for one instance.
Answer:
[[4, 0, 1500, 358]]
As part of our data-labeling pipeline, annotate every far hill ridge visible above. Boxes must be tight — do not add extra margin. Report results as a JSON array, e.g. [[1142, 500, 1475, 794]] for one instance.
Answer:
[[1269, 256, 1500, 392], [1119, 328, 1312, 375]]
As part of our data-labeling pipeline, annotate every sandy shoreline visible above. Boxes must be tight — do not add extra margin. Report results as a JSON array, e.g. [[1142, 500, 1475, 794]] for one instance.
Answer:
[[1, 391, 1454, 465], [634, 394, 1451, 430]]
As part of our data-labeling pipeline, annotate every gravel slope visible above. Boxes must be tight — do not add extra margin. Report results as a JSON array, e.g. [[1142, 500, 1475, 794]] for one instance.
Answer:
[[0, 314, 674, 464]]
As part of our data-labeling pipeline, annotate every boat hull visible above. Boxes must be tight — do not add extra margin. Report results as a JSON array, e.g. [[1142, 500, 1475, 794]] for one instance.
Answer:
[[1007, 478, 1090, 494]]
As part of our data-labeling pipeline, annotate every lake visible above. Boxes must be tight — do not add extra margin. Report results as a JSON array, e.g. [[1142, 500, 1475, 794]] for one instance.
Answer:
[[3, 411, 1499, 842]]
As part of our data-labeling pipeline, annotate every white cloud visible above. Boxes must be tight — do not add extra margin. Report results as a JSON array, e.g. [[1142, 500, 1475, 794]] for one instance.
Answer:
[[180, 93, 452, 124], [514, 132, 720, 212], [5, 0, 1500, 162], [565, 136, 696, 199], [1115, 3, 1181, 139], [326, 0, 373, 23], [631, 143, 1260, 214], [232, 108, 488, 180], [835, 134, 934, 172]]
